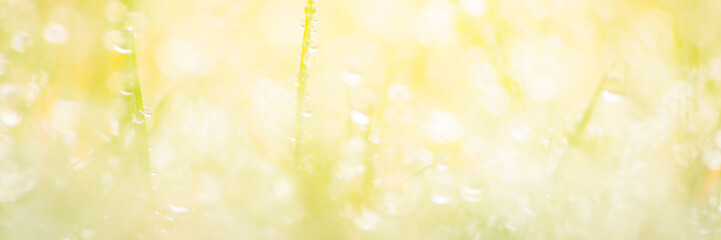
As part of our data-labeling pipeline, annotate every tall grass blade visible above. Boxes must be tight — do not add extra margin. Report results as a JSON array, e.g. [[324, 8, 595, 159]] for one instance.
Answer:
[[293, 0, 318, 164]]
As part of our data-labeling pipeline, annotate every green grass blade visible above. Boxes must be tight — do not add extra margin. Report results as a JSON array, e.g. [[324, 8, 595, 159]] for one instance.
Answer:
[[293, 0, 318, 164]]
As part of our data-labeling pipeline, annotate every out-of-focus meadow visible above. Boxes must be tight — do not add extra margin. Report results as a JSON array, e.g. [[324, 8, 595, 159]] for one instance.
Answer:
[[2, 0, 721, 239]]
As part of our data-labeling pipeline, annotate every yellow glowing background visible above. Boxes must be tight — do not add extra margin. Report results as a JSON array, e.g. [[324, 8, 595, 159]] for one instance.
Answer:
[[2, 0, 721, 239]]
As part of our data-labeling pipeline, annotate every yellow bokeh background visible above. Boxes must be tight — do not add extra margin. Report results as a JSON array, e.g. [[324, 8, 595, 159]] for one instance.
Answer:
[[2, 0, 721, 239]]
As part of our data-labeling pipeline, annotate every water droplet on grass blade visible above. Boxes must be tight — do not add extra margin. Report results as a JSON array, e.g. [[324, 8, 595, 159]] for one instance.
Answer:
[[302, 53, 313, 66], [299, 68, 310, 80], [112, 28, 135, 54], [305, 5, 316, 14], [132, 111, 145, 124], [308, 43, 318, 54], [602, 70, 627, 103], [601, 90, 624, 103], [121, 87, 133, 96], [142, 106, 153, 118], [300, 98, 313, 118]]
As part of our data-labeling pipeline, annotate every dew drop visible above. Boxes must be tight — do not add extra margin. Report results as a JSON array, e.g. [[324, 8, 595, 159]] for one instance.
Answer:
[[31, 71, 49, 86], [302, 53, 313, 66], [372, 178, 383, 187], [142, 106, 153, 118], [112, 28, 135, 54], [459, 0, 488, 16], [301, 110, 313, 118], [350, 110, 370, 126], [121, 87, 133, 96], [702, 148, 721, 170], [11, 32, 31, 52], [132, 111, 145, 124], [126, 12, 149, 32], [167, 204, 189, 214], [414, 149, 433, 166], [510, 124, 531, 141], [459, 186, 483, 202], [299, 68, 310, 80], [435, 164, 448, 171], [0, 160, 37, 203], [352, 207, 381, 231], [105, 1, 127, 23], [525, 75, 556, 102], [426, 111, 461, 143], [603, 70, 627, 103], [301, 99, 313, 118], [71, 158, 90, 172], [273, 177, 294, 201], [430, 194, 452, 205], [305, 5, 316, 14], [308, 43, 319, 54], [601, 90, 624, 103], [367, 128, 382, 144], [342, 71, 362, 87], [0, 110, 22, 127], [43, 22, 68, 45], [384, 201, 399, 215], [334, 163, 366, 181], [387, 84, 411, 102]]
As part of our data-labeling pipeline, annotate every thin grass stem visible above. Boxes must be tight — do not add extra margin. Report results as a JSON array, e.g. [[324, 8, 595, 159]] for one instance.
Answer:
[[122, 0, 151, 187], [293, 0, 318, 164]]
